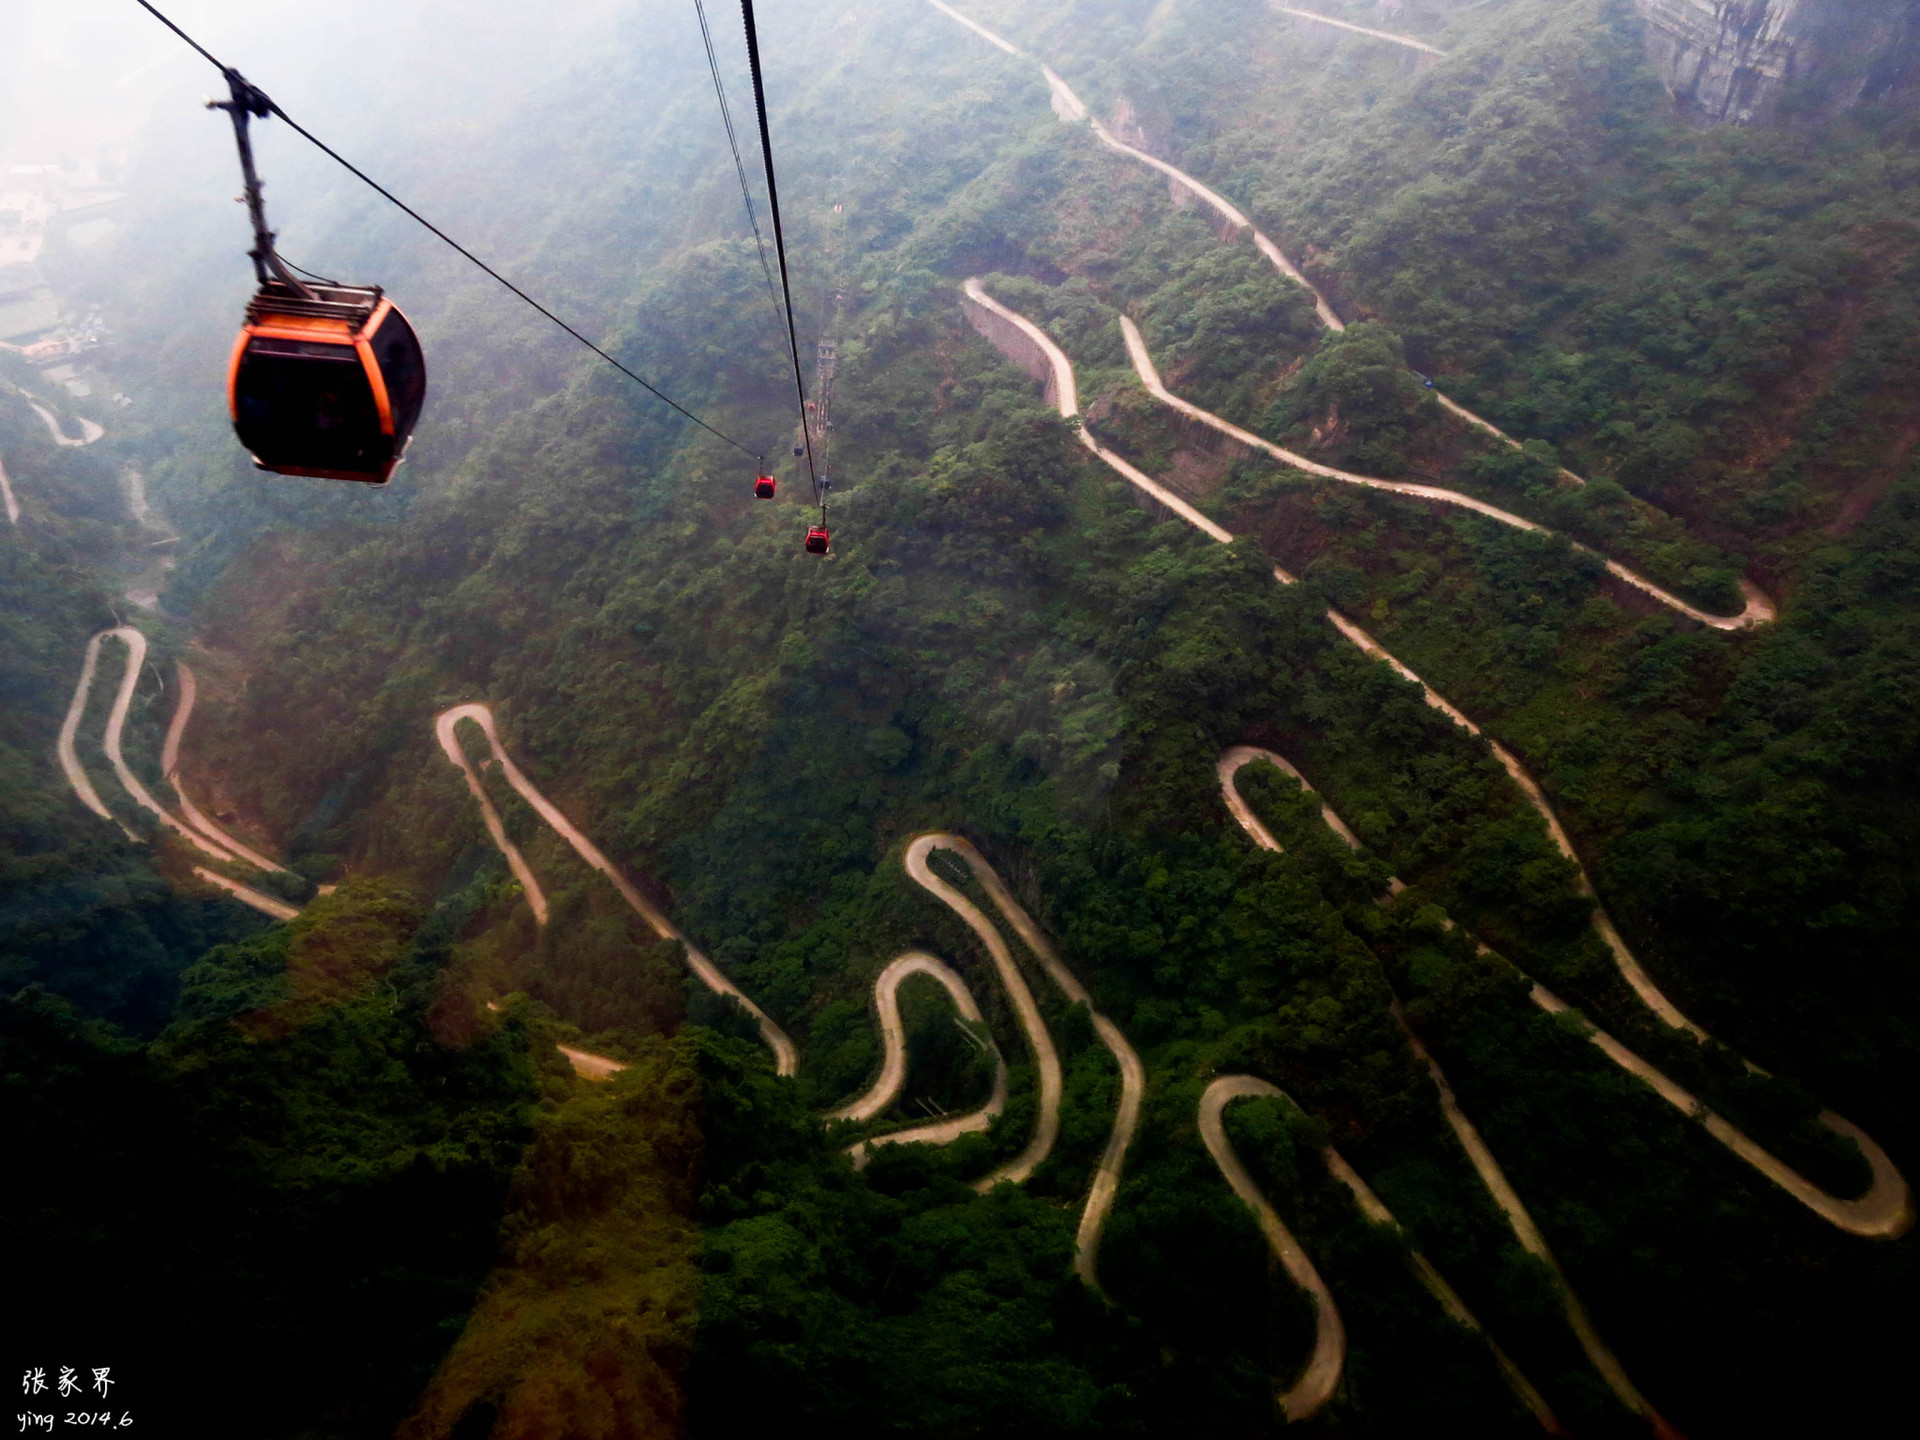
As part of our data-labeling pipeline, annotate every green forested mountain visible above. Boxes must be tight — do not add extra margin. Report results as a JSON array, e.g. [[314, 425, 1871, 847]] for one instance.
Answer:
[[4, 1, 1916, 1436]]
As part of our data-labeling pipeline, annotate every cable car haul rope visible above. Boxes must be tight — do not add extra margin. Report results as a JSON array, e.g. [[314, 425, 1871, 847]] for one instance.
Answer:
[[132, 0, 833, 551]]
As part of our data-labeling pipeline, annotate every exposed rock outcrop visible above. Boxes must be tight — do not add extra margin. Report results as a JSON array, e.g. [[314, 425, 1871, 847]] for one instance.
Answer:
[[1635, 0, 1920, 123]]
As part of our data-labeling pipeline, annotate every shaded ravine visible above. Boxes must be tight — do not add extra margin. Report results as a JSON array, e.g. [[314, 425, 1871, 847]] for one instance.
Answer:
[[1200, 1075, 1563, 1432], [1220, 746, 1671, 1434], [968, 278, 1913, 1243], [119, 464, 180, 612], [923, 2, 1770, 569], [1121, 316, 1776, 633]]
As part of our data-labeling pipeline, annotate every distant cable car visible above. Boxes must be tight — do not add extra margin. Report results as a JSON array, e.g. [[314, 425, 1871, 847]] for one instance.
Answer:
[[804, 525, 830, 554], [209, 69, 426, 485], [755, 474, 777, 499], [230, 283, 425, 484]]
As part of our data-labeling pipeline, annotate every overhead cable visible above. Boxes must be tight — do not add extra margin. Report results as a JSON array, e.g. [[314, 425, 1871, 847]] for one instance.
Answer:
[[692, 0, 783, 322], [130, 0, 766, 463], [738, 0, 822, 508]]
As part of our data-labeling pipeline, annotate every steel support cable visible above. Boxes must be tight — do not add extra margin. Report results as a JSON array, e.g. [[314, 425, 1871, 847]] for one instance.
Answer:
[[130, 0, 765, 464], [692, 0, 782, 322], [737, 0, 823, 514]]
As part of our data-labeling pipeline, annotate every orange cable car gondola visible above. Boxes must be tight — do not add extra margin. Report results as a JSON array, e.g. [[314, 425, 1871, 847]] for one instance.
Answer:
[[755, 474, 777, 499], [229, 282, 425, 484], [211, 69, 425, 486]]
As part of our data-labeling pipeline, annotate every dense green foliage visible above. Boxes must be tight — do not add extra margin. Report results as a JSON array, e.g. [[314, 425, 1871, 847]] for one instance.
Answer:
[[2, 882, 533, 1434], [0, 375, 269, 1032], [6, 1, 1919, 1435]]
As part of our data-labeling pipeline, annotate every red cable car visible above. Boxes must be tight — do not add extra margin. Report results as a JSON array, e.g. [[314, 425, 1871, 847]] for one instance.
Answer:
[[804, 525, 830, 555], [755, 474, 777, 499]]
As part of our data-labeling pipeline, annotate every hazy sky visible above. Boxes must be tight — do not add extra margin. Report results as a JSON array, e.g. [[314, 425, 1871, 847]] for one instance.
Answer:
[[0, 0, 631, 171]]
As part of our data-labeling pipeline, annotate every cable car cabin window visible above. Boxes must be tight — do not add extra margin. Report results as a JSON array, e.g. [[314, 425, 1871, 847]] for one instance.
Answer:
[[234, 339, 389, 477], [371, 307, 426, 441]]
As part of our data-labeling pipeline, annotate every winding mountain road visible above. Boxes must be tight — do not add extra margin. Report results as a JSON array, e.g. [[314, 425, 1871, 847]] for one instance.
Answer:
[[163, 661, 293, 874], [55, 662, 1134, 1266], [925, 3, 1757, 520], [55, 627, 304, 921], [1121, 316, 1774, 632], [1222, 742, 1910, 1331], [28, 399, 103, 448], [437, 745, 1142, 1283], [1202, 1074, 1563, 1432], [435, 703, 800, 1076], [975, 281, 1911, 1242], [1222, 745, 1672, 1433], [910, 832, 1146, 1286], [61, 627, 233, 862], [966, 278, 1906, 1424], [1272, 5, 1449, 57], [56, 631, 131, 838], [830, 949, 1009, 1164], [901, 832, 1062, 1184], [1, 455, 18, 526], [1198, 1075, 1347, 1422]]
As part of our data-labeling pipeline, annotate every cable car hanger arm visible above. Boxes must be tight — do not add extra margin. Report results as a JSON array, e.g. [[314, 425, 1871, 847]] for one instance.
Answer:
[[207, 69, 312, 297]]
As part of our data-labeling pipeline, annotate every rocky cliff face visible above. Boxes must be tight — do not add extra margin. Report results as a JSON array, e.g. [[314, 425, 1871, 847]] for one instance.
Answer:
[[1634, 0, 1920, 123]]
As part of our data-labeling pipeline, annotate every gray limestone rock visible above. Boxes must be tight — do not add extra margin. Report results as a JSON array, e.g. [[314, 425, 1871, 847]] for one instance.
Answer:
[[1633, 0, 1920, 123]]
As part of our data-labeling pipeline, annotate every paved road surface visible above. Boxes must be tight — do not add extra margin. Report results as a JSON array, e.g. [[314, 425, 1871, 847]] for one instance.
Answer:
[[59, 626, 235, 861], [830, 949, 1009, 1165], [163, 661, 293, 873], [28, 399, 104, 447], [1220, 745, 1912, 1238], [192, 865, 300, 922], [1220, 745, 1660, 1429], [435, 703, 799, 1076], [968, 281, 1907, 1242], [917, 832, 1147, 1287], [1198, 1076, 1347, 1422], [1120, 316, 1774, 632], [57, 628, 301, 921], [905, 833, 1063, 1187], [1273, 5, 1449, 56], [926, 3, 1768, 519]]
